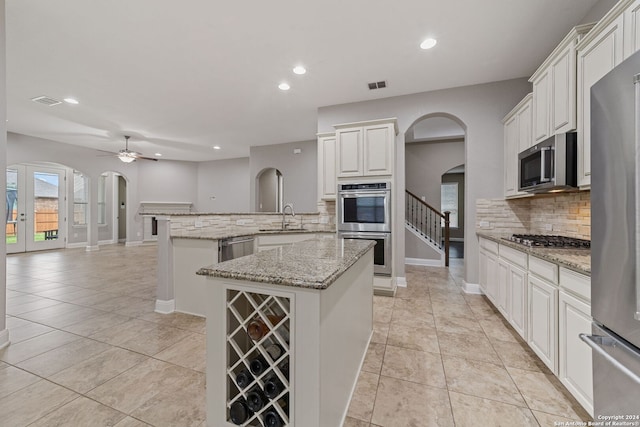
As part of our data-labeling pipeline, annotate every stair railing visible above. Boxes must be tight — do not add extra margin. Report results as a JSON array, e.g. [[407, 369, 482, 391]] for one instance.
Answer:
[[405, 190, 450, 267]]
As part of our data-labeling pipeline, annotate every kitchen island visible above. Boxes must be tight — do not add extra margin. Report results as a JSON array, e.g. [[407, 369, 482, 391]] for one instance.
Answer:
[[197, 236, 374, 427]]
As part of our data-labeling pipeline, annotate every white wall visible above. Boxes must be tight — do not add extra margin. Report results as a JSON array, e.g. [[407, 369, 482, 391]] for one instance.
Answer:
[[137, 159, 198, 209], [1, 0, 8, 349], [405, 139, 465, 207], [197, 157, 250, 212], [318, 78, 532, 285], [249, 140, 317, 212]]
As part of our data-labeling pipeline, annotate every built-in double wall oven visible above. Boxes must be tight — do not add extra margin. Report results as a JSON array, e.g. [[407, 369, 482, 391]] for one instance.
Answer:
[[337, 182, 392, 276]]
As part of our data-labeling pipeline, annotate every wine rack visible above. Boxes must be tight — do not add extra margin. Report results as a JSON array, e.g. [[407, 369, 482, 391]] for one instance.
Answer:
[[226, 289, 292, 426]]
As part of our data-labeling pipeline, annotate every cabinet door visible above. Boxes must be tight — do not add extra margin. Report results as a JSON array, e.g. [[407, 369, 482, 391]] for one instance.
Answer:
[[317, 135, 336, 200], [577, 15, 624, 188], [485, 252, 499, 304], [497, 259, 510, 318], [504, 115, 519, 197], [363, 124, 393, 176], [532, 69, 551, 143], [517, 98, 533, 153], [624, 0, 640, 59], [479, 249, 488, 293], [508, 265, 527, 340], [336, 128, 363, 177], [551, 44, 577, 133], [528, 275, 558, 373], [559, 290, 593, 416]]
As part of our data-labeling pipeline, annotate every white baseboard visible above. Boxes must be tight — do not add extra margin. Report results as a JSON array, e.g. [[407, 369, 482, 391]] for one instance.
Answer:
[[395, 276, 407, 287], [99, 239, 116, 245], [66, 242, 86, 249], [405, 257, 445, 267], [450, 237, 464, 242], [155, 299, 175, 314], [125, 241, 144, 247], [0, 329, 10, 350], [462, 281, 483, 294], [85, 245, 100, 252]]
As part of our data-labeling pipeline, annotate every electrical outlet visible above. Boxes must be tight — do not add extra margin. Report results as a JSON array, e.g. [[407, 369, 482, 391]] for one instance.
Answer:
[[319, 217, 329, 224], [311, 219, 319, 224], [479, 221, 490, 228], [545, 223, 553, 231], [195, 221, 203, 228]]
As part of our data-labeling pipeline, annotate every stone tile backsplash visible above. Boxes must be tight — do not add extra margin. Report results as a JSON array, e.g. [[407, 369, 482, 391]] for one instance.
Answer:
[[476, 192, 591, 240]]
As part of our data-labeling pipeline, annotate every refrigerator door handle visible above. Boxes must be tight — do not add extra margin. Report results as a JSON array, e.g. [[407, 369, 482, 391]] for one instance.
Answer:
[[636, 73, 640, 322], [580, 333, 640, 386]]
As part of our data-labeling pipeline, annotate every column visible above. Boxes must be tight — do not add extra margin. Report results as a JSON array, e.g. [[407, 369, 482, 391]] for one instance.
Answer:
[[86, 174, 99, 251]]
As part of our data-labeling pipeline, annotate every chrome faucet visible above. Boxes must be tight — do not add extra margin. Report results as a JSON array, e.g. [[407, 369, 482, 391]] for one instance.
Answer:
[[282, 203, 295, 229]]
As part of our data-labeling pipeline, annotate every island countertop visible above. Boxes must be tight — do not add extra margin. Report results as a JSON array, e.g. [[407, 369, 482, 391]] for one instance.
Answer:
[[196, 236, 375, 289]]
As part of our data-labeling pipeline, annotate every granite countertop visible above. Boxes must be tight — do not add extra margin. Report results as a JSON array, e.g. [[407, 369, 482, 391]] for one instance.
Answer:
[[477, 231, 591, 275], [172, 229, 332, 240], [196, 237, 376, 290]]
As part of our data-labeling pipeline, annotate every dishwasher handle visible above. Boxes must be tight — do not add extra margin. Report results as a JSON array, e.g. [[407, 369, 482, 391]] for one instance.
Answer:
[[580, 333, 640, 386], [220, 237, 254, 247]]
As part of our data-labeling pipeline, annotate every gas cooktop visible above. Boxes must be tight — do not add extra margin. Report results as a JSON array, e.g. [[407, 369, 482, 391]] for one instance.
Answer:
[[504, 234, 591, 249]]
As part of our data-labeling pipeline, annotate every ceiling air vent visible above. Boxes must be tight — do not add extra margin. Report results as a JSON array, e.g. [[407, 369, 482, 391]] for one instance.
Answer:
[[31, 96, 62, 106], [368, 80, 387, 90]]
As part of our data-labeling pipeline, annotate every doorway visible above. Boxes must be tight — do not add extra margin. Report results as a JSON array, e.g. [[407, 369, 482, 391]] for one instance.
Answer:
[[6, 164, 66, 253], [117, 175, 127, 242], [256, 168, 283, 212]]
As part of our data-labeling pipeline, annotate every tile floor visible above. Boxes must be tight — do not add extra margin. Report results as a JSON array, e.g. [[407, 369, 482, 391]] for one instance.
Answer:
[[0, 245, 589, 426]]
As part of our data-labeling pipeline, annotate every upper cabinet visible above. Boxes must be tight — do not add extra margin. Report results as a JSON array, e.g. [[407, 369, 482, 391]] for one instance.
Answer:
[[334, 118, 398, 178], [317, 132, 337, 200], [503, 93, 533, 198], [577, 1, 635, 189], [624, 0, 640, 58], [530, 24, 594, 144]]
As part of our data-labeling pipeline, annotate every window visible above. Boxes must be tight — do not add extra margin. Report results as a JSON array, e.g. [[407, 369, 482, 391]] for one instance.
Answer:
[[98, 174, 106, 225], [73, 172, 88, 226], [441, 182, 458, 228]]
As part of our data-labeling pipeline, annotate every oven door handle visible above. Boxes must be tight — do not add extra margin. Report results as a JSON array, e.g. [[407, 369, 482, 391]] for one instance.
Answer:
[[340, 191, 389, 197]]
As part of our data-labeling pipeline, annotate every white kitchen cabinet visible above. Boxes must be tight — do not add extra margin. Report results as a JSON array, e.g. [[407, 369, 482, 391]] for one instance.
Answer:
[[334, 118, 397, 178], [257, 233, 317, 252], [502, 94, 532, 198], [507, 263, 528, 340], [530, 24, 594, 142], [496, 259, 510, 318], [559, 289, 593, 416], [624, 0, 640, 58], [479, 238, 499, 302], [528, 274, 559, 373], [559, 268, 593, 416], [577, 13, 625, 188], [317, 132, 336, 200]]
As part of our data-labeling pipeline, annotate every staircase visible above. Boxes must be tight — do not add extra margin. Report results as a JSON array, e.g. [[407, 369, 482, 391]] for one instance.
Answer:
[[405, 190, 450, 266]]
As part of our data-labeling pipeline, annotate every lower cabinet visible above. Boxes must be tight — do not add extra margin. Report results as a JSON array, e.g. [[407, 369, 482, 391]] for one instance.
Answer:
[[528, 275, 559, 374], [507, 264, 528, 340], [559, 288, 594, 416]]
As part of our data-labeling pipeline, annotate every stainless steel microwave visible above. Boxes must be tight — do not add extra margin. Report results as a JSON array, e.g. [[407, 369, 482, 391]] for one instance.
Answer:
[[518, 132, 577, 193]]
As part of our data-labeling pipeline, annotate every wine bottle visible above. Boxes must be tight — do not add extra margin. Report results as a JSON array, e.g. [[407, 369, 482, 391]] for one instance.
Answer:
[[247, 314, 285, 341], [229, 398, 252, 425], [263, 399, 288, 427], [278, 360, 290, 381], [249, 355, 268, 376], [245, 387, 268, 412], [235, 368, 253, 389], [264, 343, 284, 361], [263, 375, 284, 399]]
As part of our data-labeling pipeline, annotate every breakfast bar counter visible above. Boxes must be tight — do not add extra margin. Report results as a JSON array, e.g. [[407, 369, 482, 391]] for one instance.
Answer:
[[197, 237, 374, 427]]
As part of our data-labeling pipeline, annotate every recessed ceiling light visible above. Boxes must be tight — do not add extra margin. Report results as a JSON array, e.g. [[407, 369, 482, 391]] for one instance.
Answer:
[[155, 153, 162, 157], [63, 98, 79, 104], [213, 145, 221, 150], [278, 83, 290, 91], [420, 38, 437, 50], [293, 66, 306, 75]]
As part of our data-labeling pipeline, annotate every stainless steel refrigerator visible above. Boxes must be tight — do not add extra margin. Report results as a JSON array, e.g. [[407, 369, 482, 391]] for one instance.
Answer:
[[586, 48, 640, 417]]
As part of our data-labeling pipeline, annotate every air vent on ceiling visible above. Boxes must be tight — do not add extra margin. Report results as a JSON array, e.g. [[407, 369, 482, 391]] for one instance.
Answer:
[[31, 96, 62, 106], [368, 80, 387, 90]]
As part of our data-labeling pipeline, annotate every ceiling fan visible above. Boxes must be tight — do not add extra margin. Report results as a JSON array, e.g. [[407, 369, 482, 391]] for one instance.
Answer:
[[101, 135, 158, 163]]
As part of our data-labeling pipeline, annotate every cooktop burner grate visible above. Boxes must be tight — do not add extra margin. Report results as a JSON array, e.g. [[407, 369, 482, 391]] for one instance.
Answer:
[[505, 234, 591, 248]]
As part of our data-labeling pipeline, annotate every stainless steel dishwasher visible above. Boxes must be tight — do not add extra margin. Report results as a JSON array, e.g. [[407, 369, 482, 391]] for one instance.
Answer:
[[218, 236, 255, 262]]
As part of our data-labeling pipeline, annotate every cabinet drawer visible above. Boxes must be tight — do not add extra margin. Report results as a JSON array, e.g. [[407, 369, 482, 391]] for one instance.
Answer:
[[560, 267, 590, 302], [479, 237, 499, 255], [529, 256, 559, 284], [499, 244, 527, 268]]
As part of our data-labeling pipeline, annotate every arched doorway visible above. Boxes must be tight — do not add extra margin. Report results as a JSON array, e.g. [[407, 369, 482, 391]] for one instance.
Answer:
[[255, 167, 283, 212]]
